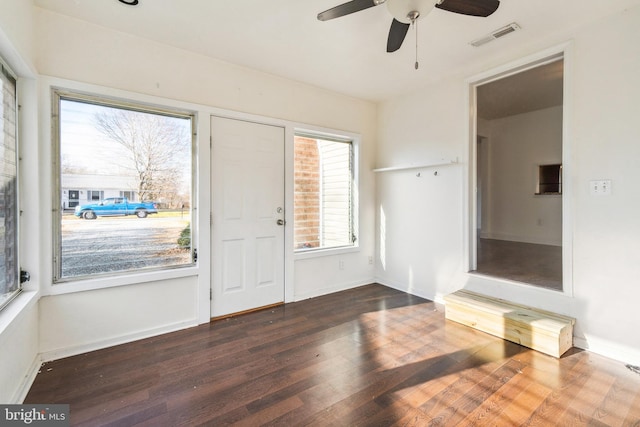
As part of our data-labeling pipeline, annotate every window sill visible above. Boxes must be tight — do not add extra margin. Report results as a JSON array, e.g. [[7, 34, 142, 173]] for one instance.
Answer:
[[294, 245, 360, 260], [46, 266, 199, 296]]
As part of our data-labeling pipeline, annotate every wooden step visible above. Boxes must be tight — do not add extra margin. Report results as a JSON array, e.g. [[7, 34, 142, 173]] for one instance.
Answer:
[[444, 290, 575, 358]]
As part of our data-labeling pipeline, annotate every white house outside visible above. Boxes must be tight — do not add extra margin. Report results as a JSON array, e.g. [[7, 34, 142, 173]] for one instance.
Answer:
[[61, 173, 138, 210]]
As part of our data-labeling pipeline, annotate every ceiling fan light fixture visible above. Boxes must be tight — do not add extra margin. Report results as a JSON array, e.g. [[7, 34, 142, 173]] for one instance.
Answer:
[[387, 0, 435, 23]]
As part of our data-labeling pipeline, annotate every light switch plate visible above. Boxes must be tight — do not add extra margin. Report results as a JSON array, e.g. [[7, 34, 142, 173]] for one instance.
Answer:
[[590, 179, 612, 196]]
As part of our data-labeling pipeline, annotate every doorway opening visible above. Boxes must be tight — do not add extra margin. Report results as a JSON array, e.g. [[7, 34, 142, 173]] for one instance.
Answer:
[[471, 55, 565, 291]]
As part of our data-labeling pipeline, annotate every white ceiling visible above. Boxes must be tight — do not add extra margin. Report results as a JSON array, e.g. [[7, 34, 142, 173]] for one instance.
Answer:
[[33, 0, 640, 102], [477, 59, 564, 120]]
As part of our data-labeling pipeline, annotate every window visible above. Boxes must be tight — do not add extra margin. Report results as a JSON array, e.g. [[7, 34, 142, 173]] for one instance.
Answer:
[[0, 59, 20, 310], [294, 133, 355, 252], [53, 90, 195, 282], [87, 190, 103, 201], [120, 190, 135, 201]]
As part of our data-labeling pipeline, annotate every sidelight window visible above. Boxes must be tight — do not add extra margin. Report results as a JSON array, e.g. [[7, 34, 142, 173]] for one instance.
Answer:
[[294, 133, 356, 252]]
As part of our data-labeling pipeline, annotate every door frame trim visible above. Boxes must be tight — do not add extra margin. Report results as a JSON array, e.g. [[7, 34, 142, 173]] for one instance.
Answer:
[[463, 41, 574, 297]]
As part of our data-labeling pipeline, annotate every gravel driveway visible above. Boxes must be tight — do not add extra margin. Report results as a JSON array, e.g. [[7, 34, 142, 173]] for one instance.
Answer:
[[61, 216, 191, 278]]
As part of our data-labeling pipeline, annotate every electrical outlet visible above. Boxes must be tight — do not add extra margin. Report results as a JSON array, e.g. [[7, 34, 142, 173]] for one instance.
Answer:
[[339, 260, 344, 270], [590, 179, 612, 196], [368, 256, 374, 265]]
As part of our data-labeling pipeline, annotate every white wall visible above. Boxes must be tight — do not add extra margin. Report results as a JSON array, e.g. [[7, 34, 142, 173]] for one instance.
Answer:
[[0, 293, 39, 403], [39, 277, 199, 361], [568, 5, 640, 363], [375, 77, 465, 300], [33, 9, 377, 359], [480, 106, 563, 246], [376, 6, 640, 365]]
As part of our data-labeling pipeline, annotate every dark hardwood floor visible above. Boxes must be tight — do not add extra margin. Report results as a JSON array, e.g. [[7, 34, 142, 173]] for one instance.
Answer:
[[26, 284, 640, 426]]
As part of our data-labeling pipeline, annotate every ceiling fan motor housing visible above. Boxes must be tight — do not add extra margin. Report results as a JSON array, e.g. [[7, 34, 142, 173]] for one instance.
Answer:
[[387, 0, 435, 23]]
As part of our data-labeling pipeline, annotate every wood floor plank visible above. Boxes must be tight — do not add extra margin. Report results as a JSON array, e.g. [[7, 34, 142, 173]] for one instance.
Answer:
[[426, 353, 526, 425], [458, 359, 533, 425], [495, 380, 553, 425], [625, 388, 640, 425], [521, 352, 597, 425], [556, 367, 617, 425], [24, 284, 640, 426], [233, 396, 304, 427]]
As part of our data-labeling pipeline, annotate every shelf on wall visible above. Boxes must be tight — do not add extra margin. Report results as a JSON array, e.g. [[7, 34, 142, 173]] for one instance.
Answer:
[[372, 158, 459, 173]]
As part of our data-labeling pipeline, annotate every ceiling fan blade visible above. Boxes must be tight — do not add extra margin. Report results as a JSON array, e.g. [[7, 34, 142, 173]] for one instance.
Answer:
[[317, 0, 379, 21], [387, 19, 411, 53], [435, 0, 500, 17]]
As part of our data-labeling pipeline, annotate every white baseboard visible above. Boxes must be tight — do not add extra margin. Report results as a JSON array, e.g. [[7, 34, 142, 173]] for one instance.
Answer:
[[375, 277, 438, 303], [11, 354, 42, 404], [573, 336, 640, 367], [40, 320, 198, 363], [293, 279, 374, 302]]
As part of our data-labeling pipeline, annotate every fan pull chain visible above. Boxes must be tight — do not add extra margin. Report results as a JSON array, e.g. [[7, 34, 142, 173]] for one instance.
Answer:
[[414, 18, 419, 70], [406, 10, 420, 70]]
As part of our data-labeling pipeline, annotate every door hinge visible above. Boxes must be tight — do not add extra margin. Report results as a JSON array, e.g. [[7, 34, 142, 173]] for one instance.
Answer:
[[209, 288, 212, 300]]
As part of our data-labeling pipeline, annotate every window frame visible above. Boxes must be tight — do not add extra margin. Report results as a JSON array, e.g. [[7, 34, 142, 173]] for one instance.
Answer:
[[293, 130, 359, 257], [51, 88, 198, 284], [0, 57, 21, 312]]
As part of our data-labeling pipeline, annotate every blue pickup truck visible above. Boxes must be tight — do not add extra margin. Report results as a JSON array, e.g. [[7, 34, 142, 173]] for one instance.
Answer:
[[74, 197, 158, 220]]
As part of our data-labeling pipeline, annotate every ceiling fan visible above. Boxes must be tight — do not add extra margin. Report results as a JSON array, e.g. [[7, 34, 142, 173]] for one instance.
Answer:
[[317, 0, 500, 53]]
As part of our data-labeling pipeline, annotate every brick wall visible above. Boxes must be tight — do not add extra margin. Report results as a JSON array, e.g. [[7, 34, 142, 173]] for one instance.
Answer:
[[294, 137, 320, 249]]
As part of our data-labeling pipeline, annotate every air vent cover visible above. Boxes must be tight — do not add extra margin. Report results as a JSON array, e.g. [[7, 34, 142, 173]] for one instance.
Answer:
[[470, 22, 521, 47]]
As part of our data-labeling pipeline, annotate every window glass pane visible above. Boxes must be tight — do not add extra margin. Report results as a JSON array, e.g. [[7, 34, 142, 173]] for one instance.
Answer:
[[0, 64, 19, 309], [56, 95, 194, 281], [294, 135, 353, 251]]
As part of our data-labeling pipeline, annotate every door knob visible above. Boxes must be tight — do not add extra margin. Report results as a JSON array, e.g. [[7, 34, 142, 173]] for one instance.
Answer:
[[277, 219, 285, 226]]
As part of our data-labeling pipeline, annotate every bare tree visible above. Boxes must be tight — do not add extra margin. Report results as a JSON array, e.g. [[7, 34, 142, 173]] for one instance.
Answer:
[[94, 109, 190, 204], [61, 153, 92, 175]]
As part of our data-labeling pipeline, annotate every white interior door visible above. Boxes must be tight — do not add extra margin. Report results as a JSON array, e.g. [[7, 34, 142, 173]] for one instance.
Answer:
[[211, 116, 285, 317]]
